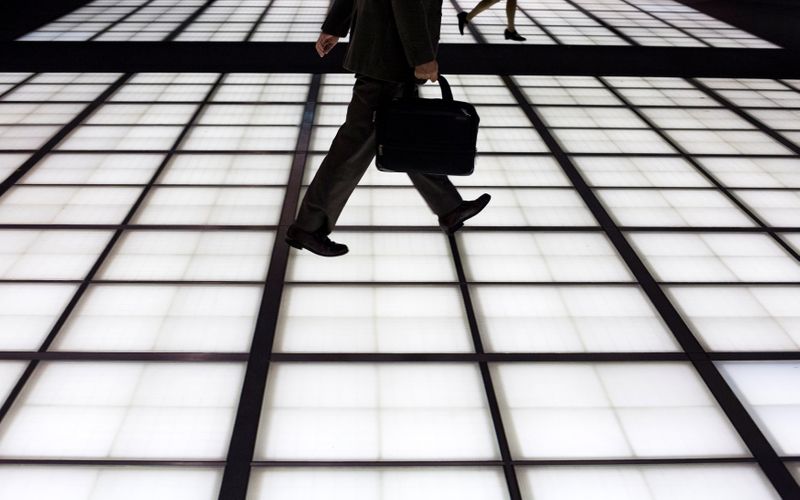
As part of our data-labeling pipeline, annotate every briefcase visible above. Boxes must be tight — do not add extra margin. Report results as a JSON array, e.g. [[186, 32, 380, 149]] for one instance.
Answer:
[[374, 75, 479, 176]]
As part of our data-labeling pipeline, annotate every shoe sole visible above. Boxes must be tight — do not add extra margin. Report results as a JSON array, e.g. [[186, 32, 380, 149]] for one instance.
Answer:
[[285, 237, 348, 257], [440, 194, 491, 233], [285, 238, 303, 250]]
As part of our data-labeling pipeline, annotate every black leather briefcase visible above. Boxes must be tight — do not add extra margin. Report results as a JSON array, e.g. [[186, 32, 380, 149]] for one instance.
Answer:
[[374, 75, 479, 176]]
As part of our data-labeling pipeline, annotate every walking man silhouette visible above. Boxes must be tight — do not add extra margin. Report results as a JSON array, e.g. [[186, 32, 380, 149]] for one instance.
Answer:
[[286, 0, 491, 257]]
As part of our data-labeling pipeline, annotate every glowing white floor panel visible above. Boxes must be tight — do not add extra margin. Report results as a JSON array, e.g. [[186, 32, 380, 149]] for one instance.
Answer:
[[0, 71, 798, 499]]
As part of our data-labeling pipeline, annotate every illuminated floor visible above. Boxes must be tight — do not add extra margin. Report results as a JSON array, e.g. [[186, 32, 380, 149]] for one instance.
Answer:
[[1, 0, 799, 497], [17, 0, 779, 47], [0, 69, 799, 499]]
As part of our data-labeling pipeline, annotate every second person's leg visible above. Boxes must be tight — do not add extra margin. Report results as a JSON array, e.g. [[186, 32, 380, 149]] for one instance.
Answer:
[[467, 0, 501, 21], [503, 0, 526, 40], [506, 0, 517, 31]]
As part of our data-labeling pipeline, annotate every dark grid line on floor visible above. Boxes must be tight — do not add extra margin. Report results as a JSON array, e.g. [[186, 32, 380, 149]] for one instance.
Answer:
[[595, 76, 800, 263], [558, 0, 639, 46], [0, 73, 225, 428], [0, 66, 793, 500], [0, 349, 798, 363], [217, 73, 322, 500], [443, 4, 800, 496], [164, 0, 219, 42], [504, 74, 800, 499], [87, 0, 160, 41]]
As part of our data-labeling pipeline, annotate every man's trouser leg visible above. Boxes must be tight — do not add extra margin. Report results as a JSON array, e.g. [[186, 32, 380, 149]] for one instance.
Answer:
[[407, 171, 462, 219], [294, 75, 462, 235], [294, 75, 381, 234]]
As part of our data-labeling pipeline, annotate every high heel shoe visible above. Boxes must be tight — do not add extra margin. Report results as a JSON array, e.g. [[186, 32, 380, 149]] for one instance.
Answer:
[[457, 12, 468, 36], [504, 29, 526, 41]]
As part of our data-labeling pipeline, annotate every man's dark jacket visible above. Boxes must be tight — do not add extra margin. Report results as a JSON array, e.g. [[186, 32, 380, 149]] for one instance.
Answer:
[[322, 0, 442, 83]]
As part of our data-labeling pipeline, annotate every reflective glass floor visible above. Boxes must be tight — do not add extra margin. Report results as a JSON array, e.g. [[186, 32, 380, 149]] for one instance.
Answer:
[[17, 0, 780, 48], [0, 70, 798, 499]]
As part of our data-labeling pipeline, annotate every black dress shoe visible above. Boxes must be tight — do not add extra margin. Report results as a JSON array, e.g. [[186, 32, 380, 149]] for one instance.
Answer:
[[457, 12, 468, 36], [438, 193, 491, 233], [285, 224, 348, 257], [504, 29, 526, 41]]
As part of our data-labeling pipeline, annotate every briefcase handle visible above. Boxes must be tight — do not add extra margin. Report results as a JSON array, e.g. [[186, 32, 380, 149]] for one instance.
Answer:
[[437, 75, 454, 101], [405, 75, 454, 101]]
